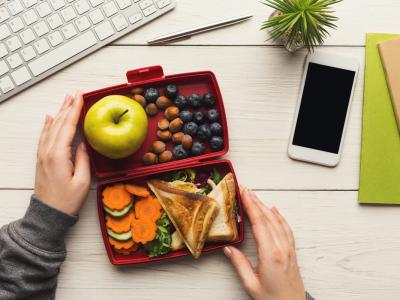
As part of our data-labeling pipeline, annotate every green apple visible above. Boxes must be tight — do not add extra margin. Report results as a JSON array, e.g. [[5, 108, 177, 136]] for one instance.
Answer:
[[84, 95, 148, 159]]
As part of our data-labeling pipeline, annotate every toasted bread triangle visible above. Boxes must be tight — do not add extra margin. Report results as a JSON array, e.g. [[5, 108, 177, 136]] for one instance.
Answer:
[[147, 179, 219, 258]]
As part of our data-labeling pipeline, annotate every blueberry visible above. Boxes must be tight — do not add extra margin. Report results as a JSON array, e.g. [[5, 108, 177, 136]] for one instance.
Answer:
[[183, 122, 198, 136], [202, 93, 216, 107], [174, 95, 187, 109], [193, 111, 205, 124], [180, 110, 193, 123], [207, 108, 220, 122], [191, 141, 206, 156], [144, 88, 159, 103], [165, 84, 178, 99], [210, 136, 224, 151], [197, 124, 212, 141], [188, 93, 202, 108], [210, 122, 223, 136], [172, 145, 189, 160]]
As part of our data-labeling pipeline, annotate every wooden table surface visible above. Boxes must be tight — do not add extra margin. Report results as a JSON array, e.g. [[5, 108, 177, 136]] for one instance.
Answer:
[[1, 0, 400, 299]]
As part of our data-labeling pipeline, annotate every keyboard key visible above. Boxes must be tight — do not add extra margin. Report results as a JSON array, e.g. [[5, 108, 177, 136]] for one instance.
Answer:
[[75, 0, 90, 14], [36, 2, 52, 18], [7, 53, 23, 68], [112, 14, 128, 31], [76, 16, 90, 31], [20, 28, 36, 44], [9, 17, 24, 33], [128, 13, 142, 24], [34, 38, 50, 54], [0, 7, 11, 23], [0, 60, 9, 76], [22, 9, 38, 25], [49, 0, 65, 10], [33, 21, 50, 37], [157, 0, 170, 8], [22, 0, 38, 8], [103, 1, 118, 17], [0, 44, 8, 58], [28, 31, 97, 76], [115, 0, 131, 9], [61, 23, 77, 39], [142, 4, 156, 16], [94, 21, 114, 40], [89, 9, 104, 24], [47, 13, 63, 29], [61, 6, 77, 22], [0, 76, 14, 94], [48, 31, 63, 46], [8, 0, 24, 15], [11, 66, 31, 85], [6, 36, 22, 51], [139, 0, 152, 9], [0, 25, 11, 40], [89, 0, 104, 7], [21, 46, 36, 61]]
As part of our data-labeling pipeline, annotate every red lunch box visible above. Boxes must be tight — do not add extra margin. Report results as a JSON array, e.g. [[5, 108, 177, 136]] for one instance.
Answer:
[[80, 66, 245, 265]]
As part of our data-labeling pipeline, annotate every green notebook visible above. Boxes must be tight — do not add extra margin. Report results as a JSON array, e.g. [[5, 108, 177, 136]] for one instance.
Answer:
[[359, 33, 400, 204]]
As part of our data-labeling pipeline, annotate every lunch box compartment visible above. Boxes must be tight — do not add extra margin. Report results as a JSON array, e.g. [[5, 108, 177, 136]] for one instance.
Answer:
[[80, 66, 244, 265], [97, 159, 244, 265]]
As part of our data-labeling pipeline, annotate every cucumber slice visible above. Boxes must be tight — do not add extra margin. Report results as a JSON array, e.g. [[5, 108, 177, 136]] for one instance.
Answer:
[[104, 203, 132, 218], [106, 228, 132, 241]]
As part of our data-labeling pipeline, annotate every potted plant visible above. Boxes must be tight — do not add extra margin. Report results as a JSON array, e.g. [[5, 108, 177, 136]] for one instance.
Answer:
[[261, 0, 342, 52]]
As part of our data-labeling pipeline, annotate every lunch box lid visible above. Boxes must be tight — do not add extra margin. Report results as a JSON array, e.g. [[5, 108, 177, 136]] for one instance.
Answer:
[[80, 66, 229, 179]]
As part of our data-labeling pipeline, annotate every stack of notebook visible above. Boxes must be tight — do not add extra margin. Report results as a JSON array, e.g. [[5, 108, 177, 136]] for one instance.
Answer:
[[359, 33, 400, 204]]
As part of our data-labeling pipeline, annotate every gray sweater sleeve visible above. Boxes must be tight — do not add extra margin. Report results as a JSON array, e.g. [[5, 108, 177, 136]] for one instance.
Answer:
[[0, 195, 77, 300]]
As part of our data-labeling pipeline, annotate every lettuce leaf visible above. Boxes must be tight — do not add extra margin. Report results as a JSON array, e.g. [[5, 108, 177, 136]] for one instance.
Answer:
[[144, 213, 172, 257]]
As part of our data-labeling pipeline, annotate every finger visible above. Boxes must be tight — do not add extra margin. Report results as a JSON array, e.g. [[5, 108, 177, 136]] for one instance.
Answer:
[[56, 91, 84, 147], [59, 94, 74, 112], [240, 187, 274, 251], [72, 142, 90, 188], [272, 207, 295, 248], [223, 246, 260, 296], [249, 191, 290, 252], [37, 115, 54, 157]]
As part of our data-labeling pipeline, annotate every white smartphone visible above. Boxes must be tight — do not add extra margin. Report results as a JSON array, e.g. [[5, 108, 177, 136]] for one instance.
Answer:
[[288, 52, 359, 167]]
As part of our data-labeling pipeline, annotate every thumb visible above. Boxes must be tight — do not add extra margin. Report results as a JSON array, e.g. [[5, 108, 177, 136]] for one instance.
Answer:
[[224, 246, 260, 296], [73, 142, 91, 188]]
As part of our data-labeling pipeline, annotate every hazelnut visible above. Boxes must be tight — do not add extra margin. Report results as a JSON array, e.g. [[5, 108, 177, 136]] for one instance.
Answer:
[[151, 141, 166, 154], [169, 118, 183, 133], [145, 103, 158, 116], [172, 132, 184, 144], [143, 152, 158, 165], [157, 130, 172, 141], [158, 118, 170, 130], [131, 87, 143, 95], [133, 94, 146, 107], [159, 150, 173, 163], [165, 106, 180, 120], [156, 96, 173, 110], [182, 134, 193, 150]]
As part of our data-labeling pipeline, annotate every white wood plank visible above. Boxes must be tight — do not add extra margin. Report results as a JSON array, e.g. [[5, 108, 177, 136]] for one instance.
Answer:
[[0, 46, 363, 190], [1, 190, 400, 300], [110, 0, 400, 46]]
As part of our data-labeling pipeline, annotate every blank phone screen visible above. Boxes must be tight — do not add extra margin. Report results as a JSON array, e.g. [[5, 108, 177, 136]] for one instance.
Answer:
[[292, 62, 356, 154]]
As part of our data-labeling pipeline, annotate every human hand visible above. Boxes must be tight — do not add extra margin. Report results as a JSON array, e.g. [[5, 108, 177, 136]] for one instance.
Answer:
[[224, 187, 306, 300], [34, 92, 91, 216]]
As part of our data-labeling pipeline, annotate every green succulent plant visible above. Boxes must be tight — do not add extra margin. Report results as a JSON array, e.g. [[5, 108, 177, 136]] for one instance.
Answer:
[[261, 0, 342, 51]]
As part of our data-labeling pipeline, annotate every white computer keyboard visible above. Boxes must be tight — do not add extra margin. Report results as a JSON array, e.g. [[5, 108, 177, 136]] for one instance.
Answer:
[[0, 0, 175, 103]]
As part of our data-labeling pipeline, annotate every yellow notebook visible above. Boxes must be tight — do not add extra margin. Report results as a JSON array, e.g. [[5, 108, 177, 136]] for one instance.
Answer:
[[378, 38, 400, 130], [358, 33, 400, 204]]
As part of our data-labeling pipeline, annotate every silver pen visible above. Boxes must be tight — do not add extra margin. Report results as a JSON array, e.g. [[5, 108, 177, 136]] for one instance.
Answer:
[[147, 14, 253, 45]]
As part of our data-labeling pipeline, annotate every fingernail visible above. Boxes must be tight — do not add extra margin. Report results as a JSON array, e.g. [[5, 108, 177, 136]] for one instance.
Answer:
[[45, 114, 50, 122], [223, 246, 232, 257], [80, 143, 86, 151]]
